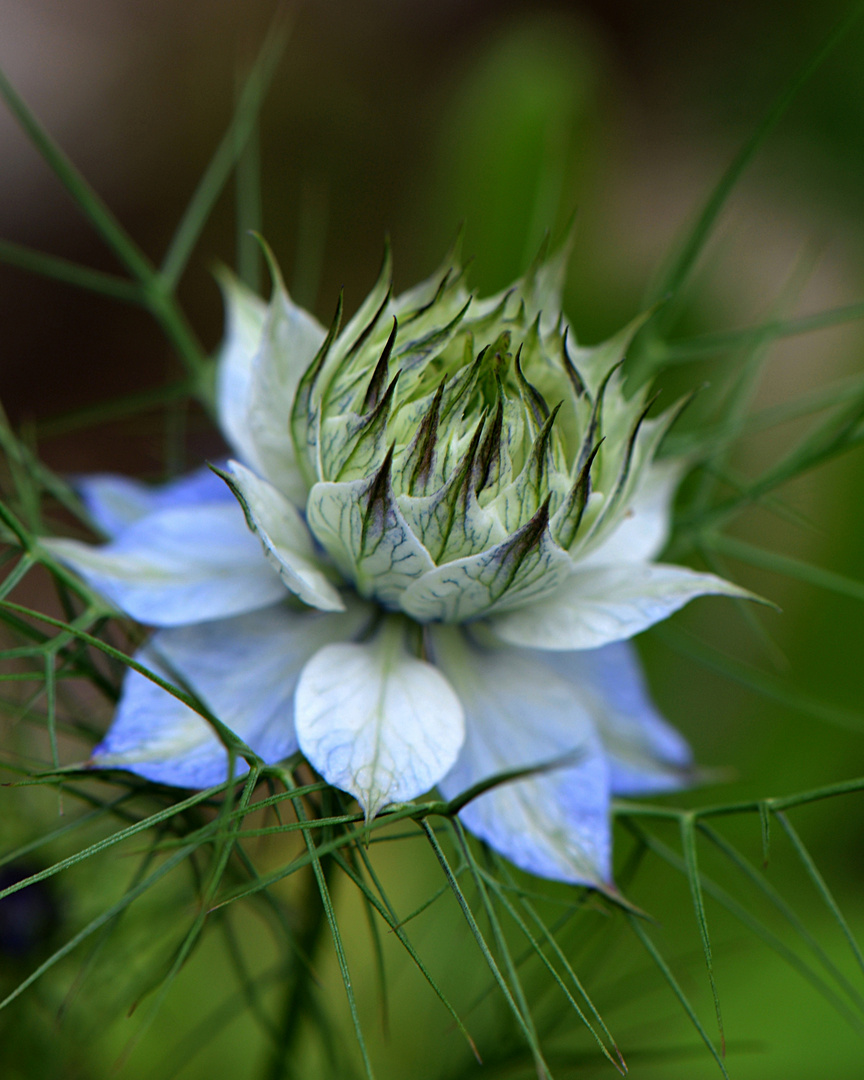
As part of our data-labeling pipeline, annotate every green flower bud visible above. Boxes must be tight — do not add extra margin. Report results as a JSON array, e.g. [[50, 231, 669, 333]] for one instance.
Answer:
[[291, 239, 683, 625]]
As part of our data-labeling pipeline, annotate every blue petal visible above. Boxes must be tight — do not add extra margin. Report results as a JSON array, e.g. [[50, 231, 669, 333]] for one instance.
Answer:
[[76, 466, 232, 539], [431, 627, 611, 888], [44, 501, 288, 625], [535, 641, 694, 795], [92, 600, 372, 788]]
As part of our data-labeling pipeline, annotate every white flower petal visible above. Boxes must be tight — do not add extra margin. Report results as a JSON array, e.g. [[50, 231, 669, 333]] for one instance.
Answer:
[[489, 562, 755, 651], [295, 616, 465, 819], [245, 279, 327, 501], [75, 466, 233, 539], [576, 458, 684, 567], [215, 271, 268, 468], [43, 502, 288, 626], [536, 641, 693, 794], [92, 602, 372, 788], [432, 627, 611, 887], [222, 461, 346, 612]]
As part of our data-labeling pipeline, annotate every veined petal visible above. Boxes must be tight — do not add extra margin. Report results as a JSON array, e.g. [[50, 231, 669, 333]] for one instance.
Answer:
[[305, 475, 435, 607], [575, 458, 684, 567], [536, 641, 694, 794], [295, 616, 464, 819], [396, 472, 508, 562], [432, 627, 611, 887], [400, 520, 574, 624], [220, 461, 345, 612], [92, 601, 372, 788], [489, 562, 756, 651], [43, 502, 288, 626], [215, 270, 268, 467]]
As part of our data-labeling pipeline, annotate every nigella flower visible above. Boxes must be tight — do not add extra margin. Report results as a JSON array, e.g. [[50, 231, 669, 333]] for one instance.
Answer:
[[43, 240, 749, 889]]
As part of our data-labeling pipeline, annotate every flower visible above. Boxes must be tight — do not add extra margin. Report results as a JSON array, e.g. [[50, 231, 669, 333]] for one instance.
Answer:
[[43, 240, 749, 889]]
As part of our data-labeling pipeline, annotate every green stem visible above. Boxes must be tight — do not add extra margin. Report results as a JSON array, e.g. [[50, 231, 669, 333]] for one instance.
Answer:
[[264, 858, 335, 1080], [144, 283, 212, 396]]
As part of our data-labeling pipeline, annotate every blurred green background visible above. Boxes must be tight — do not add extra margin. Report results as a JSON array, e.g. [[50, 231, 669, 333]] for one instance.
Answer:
[[2, 1, 864, 1077]]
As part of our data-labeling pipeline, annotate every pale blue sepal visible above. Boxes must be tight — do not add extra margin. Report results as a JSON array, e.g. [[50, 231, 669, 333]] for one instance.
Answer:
[[221, 461, 346, 612], [431, 626, 611, 887], [76, 466, 232, 539], [42, 502, 288, 626], [295, 615, 465, 819], [535, 641, 694, 795], [488, 563, 756, 651], [92, 602, 372, 788]]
